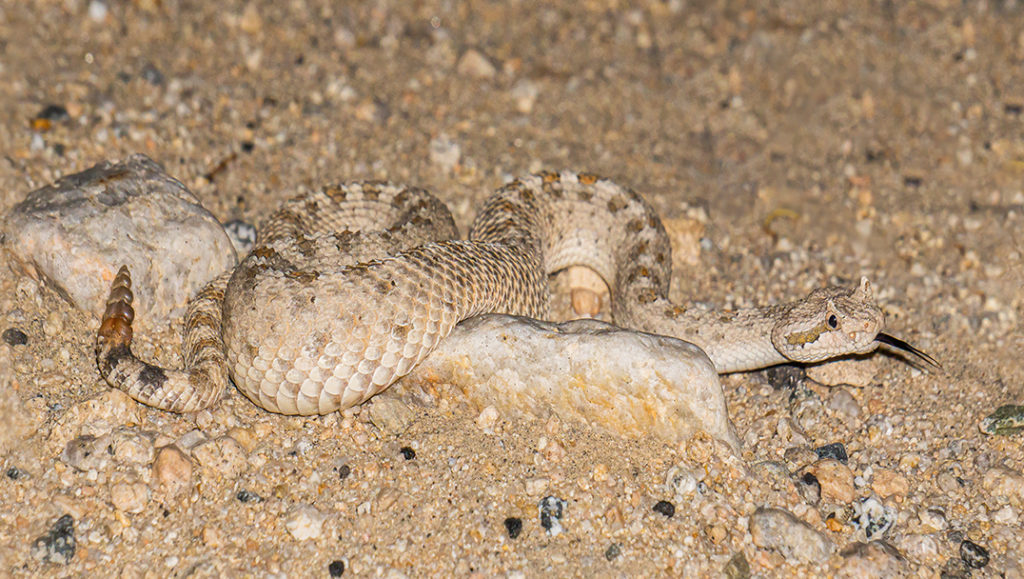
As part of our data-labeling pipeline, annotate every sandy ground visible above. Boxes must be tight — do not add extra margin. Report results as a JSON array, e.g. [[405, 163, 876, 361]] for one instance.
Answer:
[[1, 0, 1023, 576]]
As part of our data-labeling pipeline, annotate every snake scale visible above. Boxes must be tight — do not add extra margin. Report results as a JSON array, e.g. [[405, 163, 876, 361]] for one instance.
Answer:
[[96, 171, 936, 415]]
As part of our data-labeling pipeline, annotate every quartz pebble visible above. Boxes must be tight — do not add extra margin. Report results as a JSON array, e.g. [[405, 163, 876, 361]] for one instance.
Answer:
[[110, 481, 150, 513], [366, 396, 416, 435], [982, 465, 1024, 501], [749, 507, 834, 563], [1, 154, 236, 326], [870, 468, 909, 499], [456, 49, 497, 79], [837, 541, 907, 578], [192, 435, 248, 481], [285, 505, 327, 540], [151, 445, 194, 496], [397, 315, 740, 452]]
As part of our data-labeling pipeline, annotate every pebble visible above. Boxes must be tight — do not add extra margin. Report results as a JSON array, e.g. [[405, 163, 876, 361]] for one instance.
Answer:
[[151, 445, 193, 496], [980, 404, 1024, 435], [428, 134, 461, 172], [366, 397, 416, 434], [797, 472, 822, 504], [30, 514, 76, 565], [813, 442, 849, 463], [959, 539, 990, 569], [652, 500, 675, 518], [475, 405, 500, 433], [110, 481, 150, 513], [604, 543, 622, 561], [765, 365, 805, 390], [397, 315, 740, 451], [982, 465, 1024, 501], [806, 459, 855, 503], [399, 446, 416, 460], [722, 551, 750, 579], [664, 464, 699, 500], [2, 327, 28, 346], [328, 560, 346, 577], [503, 517, 522, 539], [748, 507, 834, 563], [539, 496, 567, 536], [285, 505, 327, 540], [827, 389, 862, 420], [852, 496, 896, 540], [6, 466, 28, 480], [942, 556, 973, 578], [236, 490, 263, 503], [223, 219, 257, 256], [917, 507, 948, 532], [898, 533, 939, 560], [456, 49, 497, 79], [1, 154, 236, 325], [870, 468, 908, 499], [510, 79, 539, 114], [837, 541, 907, 578], [192, 435, 248, 480]]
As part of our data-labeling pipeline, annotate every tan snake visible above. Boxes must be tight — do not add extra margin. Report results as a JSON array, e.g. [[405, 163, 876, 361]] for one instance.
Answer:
[[96, 171, 937, 415]]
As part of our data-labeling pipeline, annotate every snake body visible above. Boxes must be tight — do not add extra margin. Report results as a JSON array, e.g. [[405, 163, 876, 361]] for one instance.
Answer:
[[96, 171, 919, 415]]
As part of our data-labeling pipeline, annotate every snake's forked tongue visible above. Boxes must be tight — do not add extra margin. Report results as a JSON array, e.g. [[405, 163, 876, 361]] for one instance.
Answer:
[[875, 332, 941, 370]]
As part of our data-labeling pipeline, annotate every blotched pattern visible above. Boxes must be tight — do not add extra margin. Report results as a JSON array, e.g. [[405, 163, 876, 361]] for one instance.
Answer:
[[97, 172, 900, 415]]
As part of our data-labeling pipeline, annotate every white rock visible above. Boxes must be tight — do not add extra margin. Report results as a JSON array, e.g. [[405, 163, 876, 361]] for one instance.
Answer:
[[1, 154, 236, 328], [749, 507, 834, 563], [396, 315, 740, 453], [456, 49, 496, 79], [285, 505, 327, 540]]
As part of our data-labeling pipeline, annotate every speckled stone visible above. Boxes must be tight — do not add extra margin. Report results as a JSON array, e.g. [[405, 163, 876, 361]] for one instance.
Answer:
[[749, 507, 834, 563]]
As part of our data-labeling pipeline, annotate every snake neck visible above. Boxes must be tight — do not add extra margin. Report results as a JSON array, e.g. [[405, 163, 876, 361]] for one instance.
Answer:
[[622, 299, 790, 374]]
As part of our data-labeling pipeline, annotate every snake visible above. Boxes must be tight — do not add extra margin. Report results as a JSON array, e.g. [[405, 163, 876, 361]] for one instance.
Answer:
[[95, 171, 938, 415]]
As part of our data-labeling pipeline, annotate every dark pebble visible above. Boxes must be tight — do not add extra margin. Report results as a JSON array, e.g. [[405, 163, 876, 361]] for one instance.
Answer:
[[2, 328, 28, 346], [765, 365, 805, 390], [959, 539, 989, 569], [241, 141, 255, 153], [814, 442, 848, 463], [503, 517, 522, 539], [140, 62, 164, 85], [6, 466, 27, 480], [904, 175, 924, 187], [235, 490, 263, 503], [327, 559, 345, 577], [604, 543, 622, 561], [399, 446, 416, 460], [652, 500, 675, 518], [946, 529, 965, 543], [336, 464, 351, 480], [1005, 103, 1023, 115], [30, 514, 76, 565], [34, 104, 70, 122]]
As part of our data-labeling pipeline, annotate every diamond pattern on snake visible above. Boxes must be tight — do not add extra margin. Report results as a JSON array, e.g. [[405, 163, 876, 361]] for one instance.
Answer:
[[96, 171, 938, 415]]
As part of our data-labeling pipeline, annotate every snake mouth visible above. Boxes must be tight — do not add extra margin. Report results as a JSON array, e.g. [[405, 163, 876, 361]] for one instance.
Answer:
[[875, 332, 941, 370]]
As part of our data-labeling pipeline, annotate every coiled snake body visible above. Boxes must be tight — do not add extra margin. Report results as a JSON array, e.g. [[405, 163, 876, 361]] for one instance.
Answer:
[[96, 172, 935, 415]]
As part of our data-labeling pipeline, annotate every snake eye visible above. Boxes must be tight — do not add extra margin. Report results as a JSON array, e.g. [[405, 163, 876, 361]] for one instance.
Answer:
[[827, 314, 838, 329]]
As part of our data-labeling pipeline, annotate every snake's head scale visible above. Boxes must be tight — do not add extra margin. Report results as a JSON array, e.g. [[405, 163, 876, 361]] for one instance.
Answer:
[[770, 277, 940, 369], [771, 277, 883, 363]]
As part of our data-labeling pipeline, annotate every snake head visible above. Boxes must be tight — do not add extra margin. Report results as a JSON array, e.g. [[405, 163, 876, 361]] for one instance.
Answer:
[[771, 277, 885, 363]]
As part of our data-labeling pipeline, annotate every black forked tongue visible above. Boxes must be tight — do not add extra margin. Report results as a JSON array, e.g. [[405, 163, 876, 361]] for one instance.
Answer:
[[875, 333, 942, 370]]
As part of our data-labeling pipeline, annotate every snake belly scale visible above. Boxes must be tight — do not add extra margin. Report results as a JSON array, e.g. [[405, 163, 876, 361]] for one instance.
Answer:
[[96, 171, 934, 415]]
